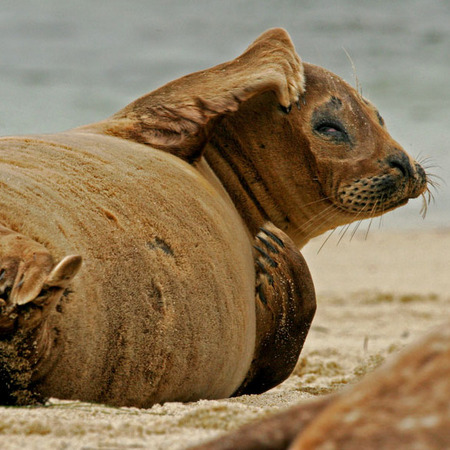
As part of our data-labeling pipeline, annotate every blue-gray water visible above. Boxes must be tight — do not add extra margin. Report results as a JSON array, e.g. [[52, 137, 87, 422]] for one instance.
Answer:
[[0, 0, 449, 229]]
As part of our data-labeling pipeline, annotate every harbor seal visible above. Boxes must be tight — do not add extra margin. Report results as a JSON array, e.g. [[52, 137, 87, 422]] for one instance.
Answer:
[[0, 28, 427, 407]]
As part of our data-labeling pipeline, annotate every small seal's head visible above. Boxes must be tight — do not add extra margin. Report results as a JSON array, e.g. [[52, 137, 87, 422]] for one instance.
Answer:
[[280, 63, 429, 243]]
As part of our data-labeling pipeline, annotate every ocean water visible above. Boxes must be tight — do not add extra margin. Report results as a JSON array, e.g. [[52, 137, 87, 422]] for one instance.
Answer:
[[0, 0, 448, 229]]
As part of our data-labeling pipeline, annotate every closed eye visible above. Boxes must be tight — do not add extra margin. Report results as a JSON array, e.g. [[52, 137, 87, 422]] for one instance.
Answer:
[[314, 121, 349, 142]]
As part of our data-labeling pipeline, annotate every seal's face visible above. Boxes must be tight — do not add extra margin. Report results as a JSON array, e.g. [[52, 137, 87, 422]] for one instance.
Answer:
[[202, 61, 429, 246], [281, 63, 428, 242], [307, 65, 426, 208]]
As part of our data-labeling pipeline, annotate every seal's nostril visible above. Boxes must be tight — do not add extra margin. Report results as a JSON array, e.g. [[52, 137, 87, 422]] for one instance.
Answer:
[[386, 152, 413, 179], [389, 159, 407, 177]]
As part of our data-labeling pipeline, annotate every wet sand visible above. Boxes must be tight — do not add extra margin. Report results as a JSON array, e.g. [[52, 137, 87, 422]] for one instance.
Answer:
[[0, 228, 448, 449]]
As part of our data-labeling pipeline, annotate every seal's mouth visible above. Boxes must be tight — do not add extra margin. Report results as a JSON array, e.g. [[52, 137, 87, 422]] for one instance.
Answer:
[[336, 163, 428, 218]]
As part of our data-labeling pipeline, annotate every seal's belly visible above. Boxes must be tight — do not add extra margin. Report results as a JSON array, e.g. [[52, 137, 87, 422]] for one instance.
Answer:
[[0, 132, 255, 406]]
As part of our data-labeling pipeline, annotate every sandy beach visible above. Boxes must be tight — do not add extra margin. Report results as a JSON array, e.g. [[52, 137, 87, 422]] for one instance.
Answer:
[[0, 227, 448, 449]]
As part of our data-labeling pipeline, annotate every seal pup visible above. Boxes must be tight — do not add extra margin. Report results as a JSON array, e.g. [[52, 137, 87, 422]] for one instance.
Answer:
[[0, 28, 427, 407]]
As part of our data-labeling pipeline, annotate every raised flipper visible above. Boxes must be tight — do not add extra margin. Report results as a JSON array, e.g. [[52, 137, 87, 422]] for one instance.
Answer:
[[233, 223, 316, 396], [83, 28, 304, 163]]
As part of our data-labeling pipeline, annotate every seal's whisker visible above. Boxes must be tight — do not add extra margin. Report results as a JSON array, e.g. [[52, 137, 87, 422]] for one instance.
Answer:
[[418, 156, 443, 185], [377, 196, 387, 229], [420, 184, 437, 218], [294, 198, 342, 239], [342, 47, 362, 98], [364, 200, 379, 240], [317, 227, 338, 254], [423, 170, 443, 187], [416, 153, 432, 163], [299, 203, 336, 230], [350, 219, 364, 241], [415, 151, 426, 161], [350, 202, 374, 241], [378, 195, 387, 229], [303, 208, 341, 240], [365, 216, 374, 240], [337, 224, 351, 246], [417, 155, 440, 168], [335, 201, 370, 246], [299, 196, 334, 209], [342, 202, 372, 242], [296, 203, 337, 234], [425, 185, 436, 204], [415, 153, 432, 166], [299, 206, 343, 244], [422, 163, 441, 171], [338, 222, 349, 237], [426, 174, 444, 188], [420, 194, 428, 218]]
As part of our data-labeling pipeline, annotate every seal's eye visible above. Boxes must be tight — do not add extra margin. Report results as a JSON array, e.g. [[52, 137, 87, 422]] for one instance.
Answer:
[[314, 121, 349, 142]]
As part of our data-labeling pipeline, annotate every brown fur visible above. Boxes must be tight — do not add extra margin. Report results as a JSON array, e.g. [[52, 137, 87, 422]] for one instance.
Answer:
[[0, 28, 427, 407], [193, 323, 450, 450]]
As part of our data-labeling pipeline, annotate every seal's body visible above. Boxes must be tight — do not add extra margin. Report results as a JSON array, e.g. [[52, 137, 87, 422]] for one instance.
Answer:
[[0, 133, 256, 406], [0, 29, 427, 407]]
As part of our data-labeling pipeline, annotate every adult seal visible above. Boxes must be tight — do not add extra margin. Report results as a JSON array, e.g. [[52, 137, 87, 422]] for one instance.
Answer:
[[0, 28, 427, 407]]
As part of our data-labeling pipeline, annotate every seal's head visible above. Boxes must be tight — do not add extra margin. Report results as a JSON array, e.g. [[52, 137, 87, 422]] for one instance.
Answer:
[[304, 64, 426, 210], [254, 63, 429, 245]]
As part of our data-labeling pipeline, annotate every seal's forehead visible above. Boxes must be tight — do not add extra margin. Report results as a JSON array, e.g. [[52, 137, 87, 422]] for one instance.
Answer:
[[303, 62, 383, 124], [361, 97, 385, 126], [303, 63, 359, 99]]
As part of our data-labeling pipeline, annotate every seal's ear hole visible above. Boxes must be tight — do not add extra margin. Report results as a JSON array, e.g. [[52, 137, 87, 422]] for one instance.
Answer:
[[45, 255, 82, 289], [376, 110, 385, 127]]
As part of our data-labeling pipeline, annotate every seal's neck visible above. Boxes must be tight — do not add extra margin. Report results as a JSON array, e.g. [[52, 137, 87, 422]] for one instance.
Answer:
[[202, 100, 337, 248], [203, 118, 292, 238]]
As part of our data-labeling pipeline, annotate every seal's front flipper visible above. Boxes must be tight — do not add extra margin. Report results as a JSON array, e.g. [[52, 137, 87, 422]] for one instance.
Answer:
[[0, 226, 82, 333], [233, 223, 316, 396], [82, 28, 304, 163]]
